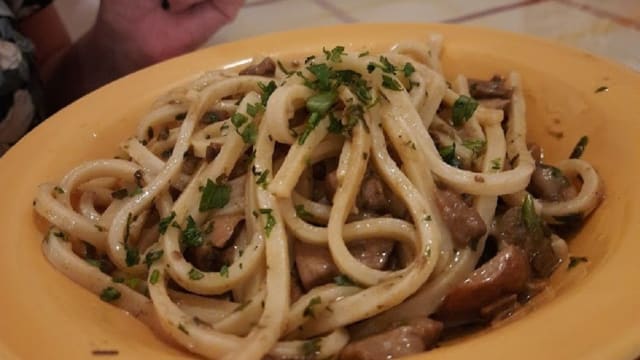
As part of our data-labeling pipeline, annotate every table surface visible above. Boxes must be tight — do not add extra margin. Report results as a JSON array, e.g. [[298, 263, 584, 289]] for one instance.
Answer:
[[56, 0, 640, 71]]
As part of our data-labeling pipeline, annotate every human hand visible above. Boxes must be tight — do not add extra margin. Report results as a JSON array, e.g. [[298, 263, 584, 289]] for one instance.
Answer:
[[92, 0, 244, 68]]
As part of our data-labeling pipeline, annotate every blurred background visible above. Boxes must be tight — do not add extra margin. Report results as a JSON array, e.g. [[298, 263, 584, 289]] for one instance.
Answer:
[[56, 0, 640, 71]]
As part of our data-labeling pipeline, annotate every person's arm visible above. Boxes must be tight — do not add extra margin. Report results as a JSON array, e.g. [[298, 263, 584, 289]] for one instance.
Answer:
[[23, 0, 244, 113]]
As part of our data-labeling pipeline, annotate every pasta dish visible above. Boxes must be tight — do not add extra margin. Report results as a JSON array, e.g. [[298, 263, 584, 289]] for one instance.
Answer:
[[33, 36, 603, 360]]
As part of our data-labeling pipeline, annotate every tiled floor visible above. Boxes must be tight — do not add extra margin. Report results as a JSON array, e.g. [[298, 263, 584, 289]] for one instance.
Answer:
[[55, 0, 640, 71]]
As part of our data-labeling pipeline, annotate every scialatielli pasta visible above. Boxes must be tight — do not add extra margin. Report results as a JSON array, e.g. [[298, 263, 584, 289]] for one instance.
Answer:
[[33, 36, 603, 360]]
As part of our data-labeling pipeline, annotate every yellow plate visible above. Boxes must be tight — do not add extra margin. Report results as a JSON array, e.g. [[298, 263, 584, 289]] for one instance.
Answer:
[[1, 23, 639, 360]]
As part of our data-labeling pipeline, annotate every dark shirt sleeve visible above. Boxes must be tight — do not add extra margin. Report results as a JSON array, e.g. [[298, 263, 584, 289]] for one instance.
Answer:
[[0, 0, 51, 155]]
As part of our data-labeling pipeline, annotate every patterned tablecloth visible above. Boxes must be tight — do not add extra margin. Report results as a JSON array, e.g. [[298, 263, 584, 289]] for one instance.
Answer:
[[57, 0, 640, 71]]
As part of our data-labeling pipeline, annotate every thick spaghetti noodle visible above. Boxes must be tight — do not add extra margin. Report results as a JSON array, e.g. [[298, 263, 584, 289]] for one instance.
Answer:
[[34, 37, 603, 360]]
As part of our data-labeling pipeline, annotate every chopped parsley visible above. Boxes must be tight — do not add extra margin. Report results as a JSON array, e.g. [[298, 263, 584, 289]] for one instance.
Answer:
[[276, 60, 292, 75], [149, 269, 160, 285], [240, 122, 258, 145], [53, 186, 65, 194], [252, 167, 270, 188], [452, 95, 479, 127], [569, 136, 589, 159], [182, 215, 203, 248], [303, 296, 322, 318], [144, 250, 164, 268], [219, 264, 230, 278], [402, 62, 415, 78], [230, 113, 248, 128], [294, 204, 313, 221], [438, 143, 461, 168], [358, 51, 369, 57], [367, 56, 396, 74], [381, 74, 403, 91], [301, 338, 321, 357], [334, 275, 355, 286], [199, 179, 231, 212], [111, 188, 128, 199], [299, 112, 323, 145], [203, 112, 219, 124], [188, 268, 204, 280], [462, 139, 487, 156], [259, 208, 276, 237], [491, 158, 502, 171], [246, 102, 265, 117], [323, 46, 346, 62], [100, 287, 121, 302], [158, 211, 176, 234], [259, 81, 278, 105], [306, 91, 337, 114], [125, 245, 139, 267], [521, 194, 543, 239], [568, 256, 588, 269]]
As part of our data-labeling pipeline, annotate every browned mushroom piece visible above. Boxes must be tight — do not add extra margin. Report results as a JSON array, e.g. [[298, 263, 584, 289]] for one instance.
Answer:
[[434, 188, 487, 248], [339, 317, 443, 360], [435, 245, 530, 323]]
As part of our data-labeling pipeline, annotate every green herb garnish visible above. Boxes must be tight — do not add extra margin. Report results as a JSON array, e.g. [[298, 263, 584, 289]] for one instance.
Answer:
[[301, 338, 321, 357], [158, 211, 176, 234], [438, 143, 460, 168], [452, 95, 478, 127], [568, 256, 588, 269], [521, 194, 543, 239], [253, 167, 270, 188], [276, 60, 292, 75], [491, 158, 502, 171], [381, 75, 403, 91], [569, 135, 589, 159], [240, 122, 258, 145], [334, 275, 355, 286], [149, 269, 160, 285], [247, 102, 265, 117], [294, 204, 313, 221], [144, 250, 164, 268], [203, 112, 219, 124], [402, 62, 415, 78], [231, 112, 248, 128], [111, 188, 128, 199], [100, 287, 121, 302], [182, 215, 203, 248], [303, 296, 322, 318], [199, 179, 231, 212], [259, 81, 278, 105], [462, 139, 487, 156], [125, 245, 139, 267], [219, 264, 230, 278], [367, 56, 396, 74], [323, 46, 346, 62], [188, 268, 204, 280], [298, 112, 322, 145], [259, 208, 276, 237]]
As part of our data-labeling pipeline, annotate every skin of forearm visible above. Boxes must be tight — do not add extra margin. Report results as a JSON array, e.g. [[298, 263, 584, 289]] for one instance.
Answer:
[[43, 25, 147, 113]]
